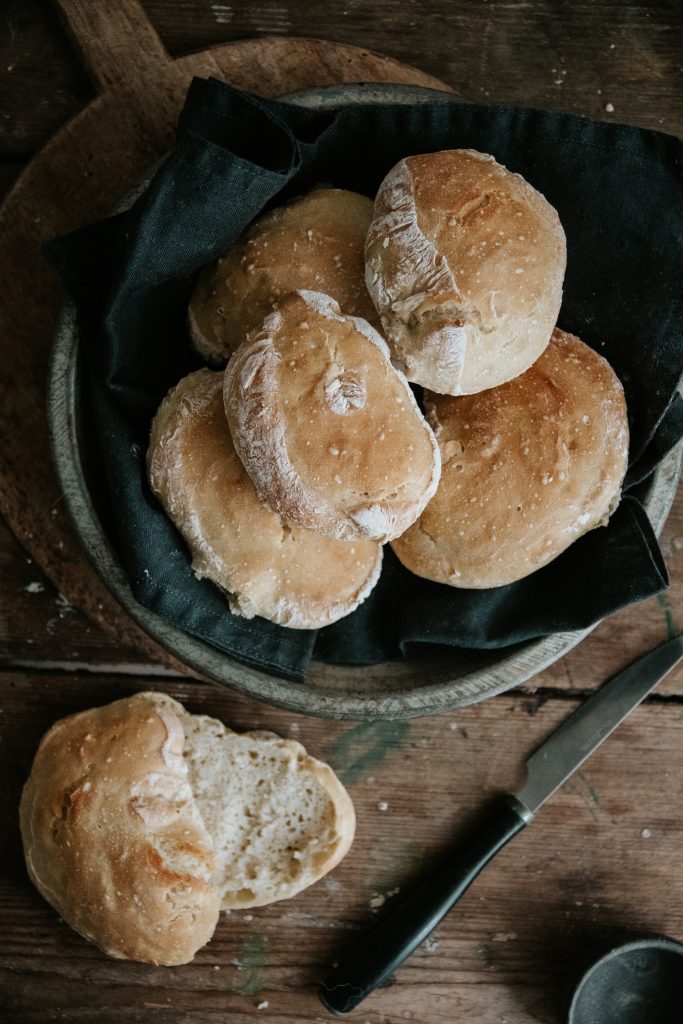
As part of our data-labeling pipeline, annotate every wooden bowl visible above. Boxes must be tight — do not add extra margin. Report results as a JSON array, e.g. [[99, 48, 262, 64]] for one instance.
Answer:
[[48, 84, 682, 720]]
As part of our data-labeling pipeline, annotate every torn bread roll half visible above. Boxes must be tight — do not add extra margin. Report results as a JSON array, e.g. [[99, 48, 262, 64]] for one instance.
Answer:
[[392, 329, 629, 588], [19, 692, 355, 965], [366, 149, 567, 396], [148, 368, 382, 627], [189, 188, 379, 364], [224, 290, 441, 543]]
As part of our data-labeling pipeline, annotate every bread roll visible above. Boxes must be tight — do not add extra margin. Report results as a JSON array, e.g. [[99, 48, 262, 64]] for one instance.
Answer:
[[224, 290, 441, 542], [189, 188, 379, 363], [392, 329, 628, 588], [366, 149, 567, 396], [20, 692, 355, 965], [178, 700, 355, 909], [19, 692, 219, 966], [148, 368, 382, 627]]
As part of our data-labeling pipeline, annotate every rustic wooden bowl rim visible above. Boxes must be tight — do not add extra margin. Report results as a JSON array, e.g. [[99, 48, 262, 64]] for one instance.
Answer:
[[48, 82, 682, 720]]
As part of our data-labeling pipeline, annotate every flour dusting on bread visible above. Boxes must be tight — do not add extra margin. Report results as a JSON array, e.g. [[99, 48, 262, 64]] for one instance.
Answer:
[[366, 150, 567, 396], [224, 290, 440, 542], [148, 368, 382, 628]]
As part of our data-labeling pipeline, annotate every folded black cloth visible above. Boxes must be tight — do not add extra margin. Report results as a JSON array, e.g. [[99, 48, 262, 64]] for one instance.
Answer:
[[48, 78, 683, 681]]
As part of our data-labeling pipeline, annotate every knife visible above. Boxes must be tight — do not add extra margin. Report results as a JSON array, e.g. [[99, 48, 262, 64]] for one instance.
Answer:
[[320, 634, 683, 1016]]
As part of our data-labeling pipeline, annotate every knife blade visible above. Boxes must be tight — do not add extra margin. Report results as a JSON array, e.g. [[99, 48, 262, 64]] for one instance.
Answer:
[[320, 635, 683, 1017], [515, 633, 683, 816]]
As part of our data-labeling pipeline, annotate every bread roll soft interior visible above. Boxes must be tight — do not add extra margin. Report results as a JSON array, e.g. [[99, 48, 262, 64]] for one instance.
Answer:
[[19, 692, 355, 965], [189, 187, 379, 363], [148, 368, 382, 628], [224, 290, 441, 542], [391, 328, 629, 588], [366, 149, 567, 396], [178, 700, 355, 909]]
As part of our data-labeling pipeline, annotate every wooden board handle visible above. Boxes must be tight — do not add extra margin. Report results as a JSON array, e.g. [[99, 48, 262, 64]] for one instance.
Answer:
[[51, 0, 169, 92]]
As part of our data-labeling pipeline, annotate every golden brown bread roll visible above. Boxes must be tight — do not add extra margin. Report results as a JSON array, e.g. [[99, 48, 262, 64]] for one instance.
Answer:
[[147, 368, 382, 627], [391, 329, 629, 588], [365, 149, 567, 396], [189, 187, 379, 363], [19, 693, 220, 966], [224, 290, 441, 542], [20, 692, 355, 965]]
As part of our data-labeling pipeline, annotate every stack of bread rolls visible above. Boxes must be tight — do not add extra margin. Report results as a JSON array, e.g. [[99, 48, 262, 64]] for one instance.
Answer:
[[149, 153, 629, 629]]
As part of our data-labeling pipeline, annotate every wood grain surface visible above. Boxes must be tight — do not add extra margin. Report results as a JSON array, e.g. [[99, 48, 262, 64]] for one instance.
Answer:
[[2, 0, 681, 169], [0, 1, 682, 1022], [2, 671, 683, 1023]]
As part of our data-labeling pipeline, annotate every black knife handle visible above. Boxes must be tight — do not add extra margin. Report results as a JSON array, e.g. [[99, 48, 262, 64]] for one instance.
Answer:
[[320, 795, 531, 1016]]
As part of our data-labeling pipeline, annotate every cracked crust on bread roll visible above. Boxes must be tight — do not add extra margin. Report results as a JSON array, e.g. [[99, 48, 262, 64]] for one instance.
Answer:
[[391, 329, 629, 588], [148, 368, 382, 627], [224, 290, 441, 542], [19, 692, 220, 966], [365, 149, 567, 396], [20, 692, 355, 965], [189, 188, 379, 364]]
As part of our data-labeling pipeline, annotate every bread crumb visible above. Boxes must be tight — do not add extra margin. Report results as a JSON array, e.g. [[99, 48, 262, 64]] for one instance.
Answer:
[[377, 800, 389, 812], [604, 102, 615, 113], [257, 1000, 269, 1010], [641, 828, 652, 839]]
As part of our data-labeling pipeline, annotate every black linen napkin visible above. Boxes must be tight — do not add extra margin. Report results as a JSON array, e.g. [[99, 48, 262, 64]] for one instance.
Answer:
[[48, 78, 683, 681]]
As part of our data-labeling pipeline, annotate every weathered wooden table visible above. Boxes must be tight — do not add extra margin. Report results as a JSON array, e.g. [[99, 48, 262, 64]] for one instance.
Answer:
[[1, 3, 682, 1022]]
